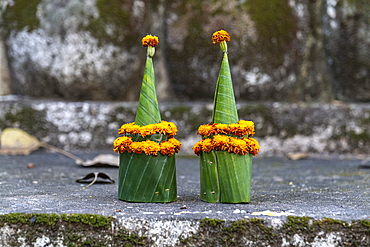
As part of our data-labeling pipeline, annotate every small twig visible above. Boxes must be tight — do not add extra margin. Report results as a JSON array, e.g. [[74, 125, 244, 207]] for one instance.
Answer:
[[39, 142, 85, 164], [82, 172, 99, 189]]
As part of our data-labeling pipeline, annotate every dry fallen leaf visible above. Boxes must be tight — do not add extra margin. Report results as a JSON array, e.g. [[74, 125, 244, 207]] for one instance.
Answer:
[[286, 152, 308, 160], [78, 154, 119, 167], [0, 128, 84, 163], [76, 172, 115, 189], [0, 128, 40, 155], [0, 128, 119, 167]]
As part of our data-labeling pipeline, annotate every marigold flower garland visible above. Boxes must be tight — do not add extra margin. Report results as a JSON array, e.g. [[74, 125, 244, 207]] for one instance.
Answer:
[[197, 120, 255, 137], [118, 121, 178, 137], [113, 121, 181, 157], [193, 121, 260, 156], [193, 135, 260, 156]]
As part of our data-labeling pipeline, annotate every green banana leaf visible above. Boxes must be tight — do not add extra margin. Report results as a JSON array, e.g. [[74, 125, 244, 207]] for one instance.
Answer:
[[135, 56, 161, 126], [212, 52, 238, 125], [118, 152, 177, 202], [200, 49, 253, 203], [118, 54, 177, 203], [200, 151, 252, 203]]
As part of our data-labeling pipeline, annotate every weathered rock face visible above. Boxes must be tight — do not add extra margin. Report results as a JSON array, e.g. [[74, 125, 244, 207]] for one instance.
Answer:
[[0, 98, 369, 155], [323, 0, 370, 101], [1, 0, 370, 102]]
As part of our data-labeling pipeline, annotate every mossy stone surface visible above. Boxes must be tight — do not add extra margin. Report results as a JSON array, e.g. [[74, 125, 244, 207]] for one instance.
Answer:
[[1, 214, 369, 246]]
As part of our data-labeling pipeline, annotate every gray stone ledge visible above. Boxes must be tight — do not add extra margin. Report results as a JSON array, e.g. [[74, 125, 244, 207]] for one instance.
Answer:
[[1, 96, 370, 156], [1, 214, 369, 246]]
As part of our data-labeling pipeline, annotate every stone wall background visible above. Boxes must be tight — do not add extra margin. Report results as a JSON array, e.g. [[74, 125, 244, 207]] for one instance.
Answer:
[[0, 0, 369, 102], [0, 98, 369, 156]]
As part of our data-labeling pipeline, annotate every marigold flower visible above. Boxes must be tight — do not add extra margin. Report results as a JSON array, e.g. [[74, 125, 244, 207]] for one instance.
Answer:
[[159, 138, 182, 156], [192, 135, 259, 156], [113, 136, 133, 153], [197, 120, 255, 137], [141, 140, 161, 156], [118, 122, 140, 135], [113, 136, 181, 156], [142, 34, 159, 47], [212, 30, 230, 52], [212, 30, 230, 44], [118, 121, 178, 137]]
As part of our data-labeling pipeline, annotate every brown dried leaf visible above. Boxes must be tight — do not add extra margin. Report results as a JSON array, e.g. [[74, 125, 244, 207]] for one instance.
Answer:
[[0, 128, 40, 155], [79, 154, 119, 167], [286, 152, 308, 160]]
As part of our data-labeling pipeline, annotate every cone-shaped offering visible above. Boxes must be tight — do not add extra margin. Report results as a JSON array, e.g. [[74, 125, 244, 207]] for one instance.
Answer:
[[193, 30, 260, 203], [113, 35, 181, 202]]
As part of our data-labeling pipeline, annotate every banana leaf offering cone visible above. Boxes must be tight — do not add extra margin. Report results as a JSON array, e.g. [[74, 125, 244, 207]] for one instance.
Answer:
[[113, 35, 181, 202], [192, 30, 260, 203]]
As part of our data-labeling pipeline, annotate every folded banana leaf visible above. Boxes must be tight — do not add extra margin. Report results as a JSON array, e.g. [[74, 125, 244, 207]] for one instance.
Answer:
[[118, 152, 177, 202], [199, 32, 254, 203], [200, 151, 252, 203], [212, 52, 238, 125], [117, 36, 178, 203], [134, 56, 161, 126]]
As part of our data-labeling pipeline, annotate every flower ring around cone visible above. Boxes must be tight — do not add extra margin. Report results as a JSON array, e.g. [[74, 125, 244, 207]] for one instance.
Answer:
[[193, 30, 260, 203], [113, 35, 181, 203]]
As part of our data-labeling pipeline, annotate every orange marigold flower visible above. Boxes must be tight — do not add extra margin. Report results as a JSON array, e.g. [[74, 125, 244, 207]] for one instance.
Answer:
[[141, 140, 161, 156], [117, 121, 178, 137], [159, 138, 181, 156], [118, 122, 140, 135], [212, 30, 231, 44], [167, 138, 182, 153], [246, 137, 260, 156], [113, 136, 133, 153], [142, 34, 159, 47], [192, 135, 260, 156], [197, 120, 255, 137], [113, 135, 181, 156]]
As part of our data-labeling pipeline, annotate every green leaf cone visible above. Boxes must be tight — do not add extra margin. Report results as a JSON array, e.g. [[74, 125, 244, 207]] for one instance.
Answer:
[[118, 53, 177, 203], [200, 50, 252, 203], [212, 52, 238, 124], [135, 56, 161, 126], [200, 151, 252, 203], [118, 152, 177, 202]]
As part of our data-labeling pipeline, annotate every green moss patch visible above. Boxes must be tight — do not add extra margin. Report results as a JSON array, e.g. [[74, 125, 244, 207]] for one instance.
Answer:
[[1, 0, 41, 34], [1, 214, 369, 246], [181, 216, 370, 246]]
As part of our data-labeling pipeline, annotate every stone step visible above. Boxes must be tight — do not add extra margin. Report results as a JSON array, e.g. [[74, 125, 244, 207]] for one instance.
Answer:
[[1, 96, 369, 156]]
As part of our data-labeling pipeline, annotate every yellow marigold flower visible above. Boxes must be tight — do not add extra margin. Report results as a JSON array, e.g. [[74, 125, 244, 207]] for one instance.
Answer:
[[212, 30, 230, 52], [246, 137, 260, 156], [192, 142, 203, 156], [140, 125, 154, 137], [192, 135, 260, 156], [158, 138, 181, 156], [159, 141, 174, 156], [113, 135, 181, 156], [142, 34, 159, 47], [117, 121, 178, 137], [118, 122, 140, 135], [197, 120, 255, 137], [113, 136, 133, 153], [167, 138, 182, 153], [200, 139, 214, 153], [141, 140, 161, 156], [212, 30, 231, 44]]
